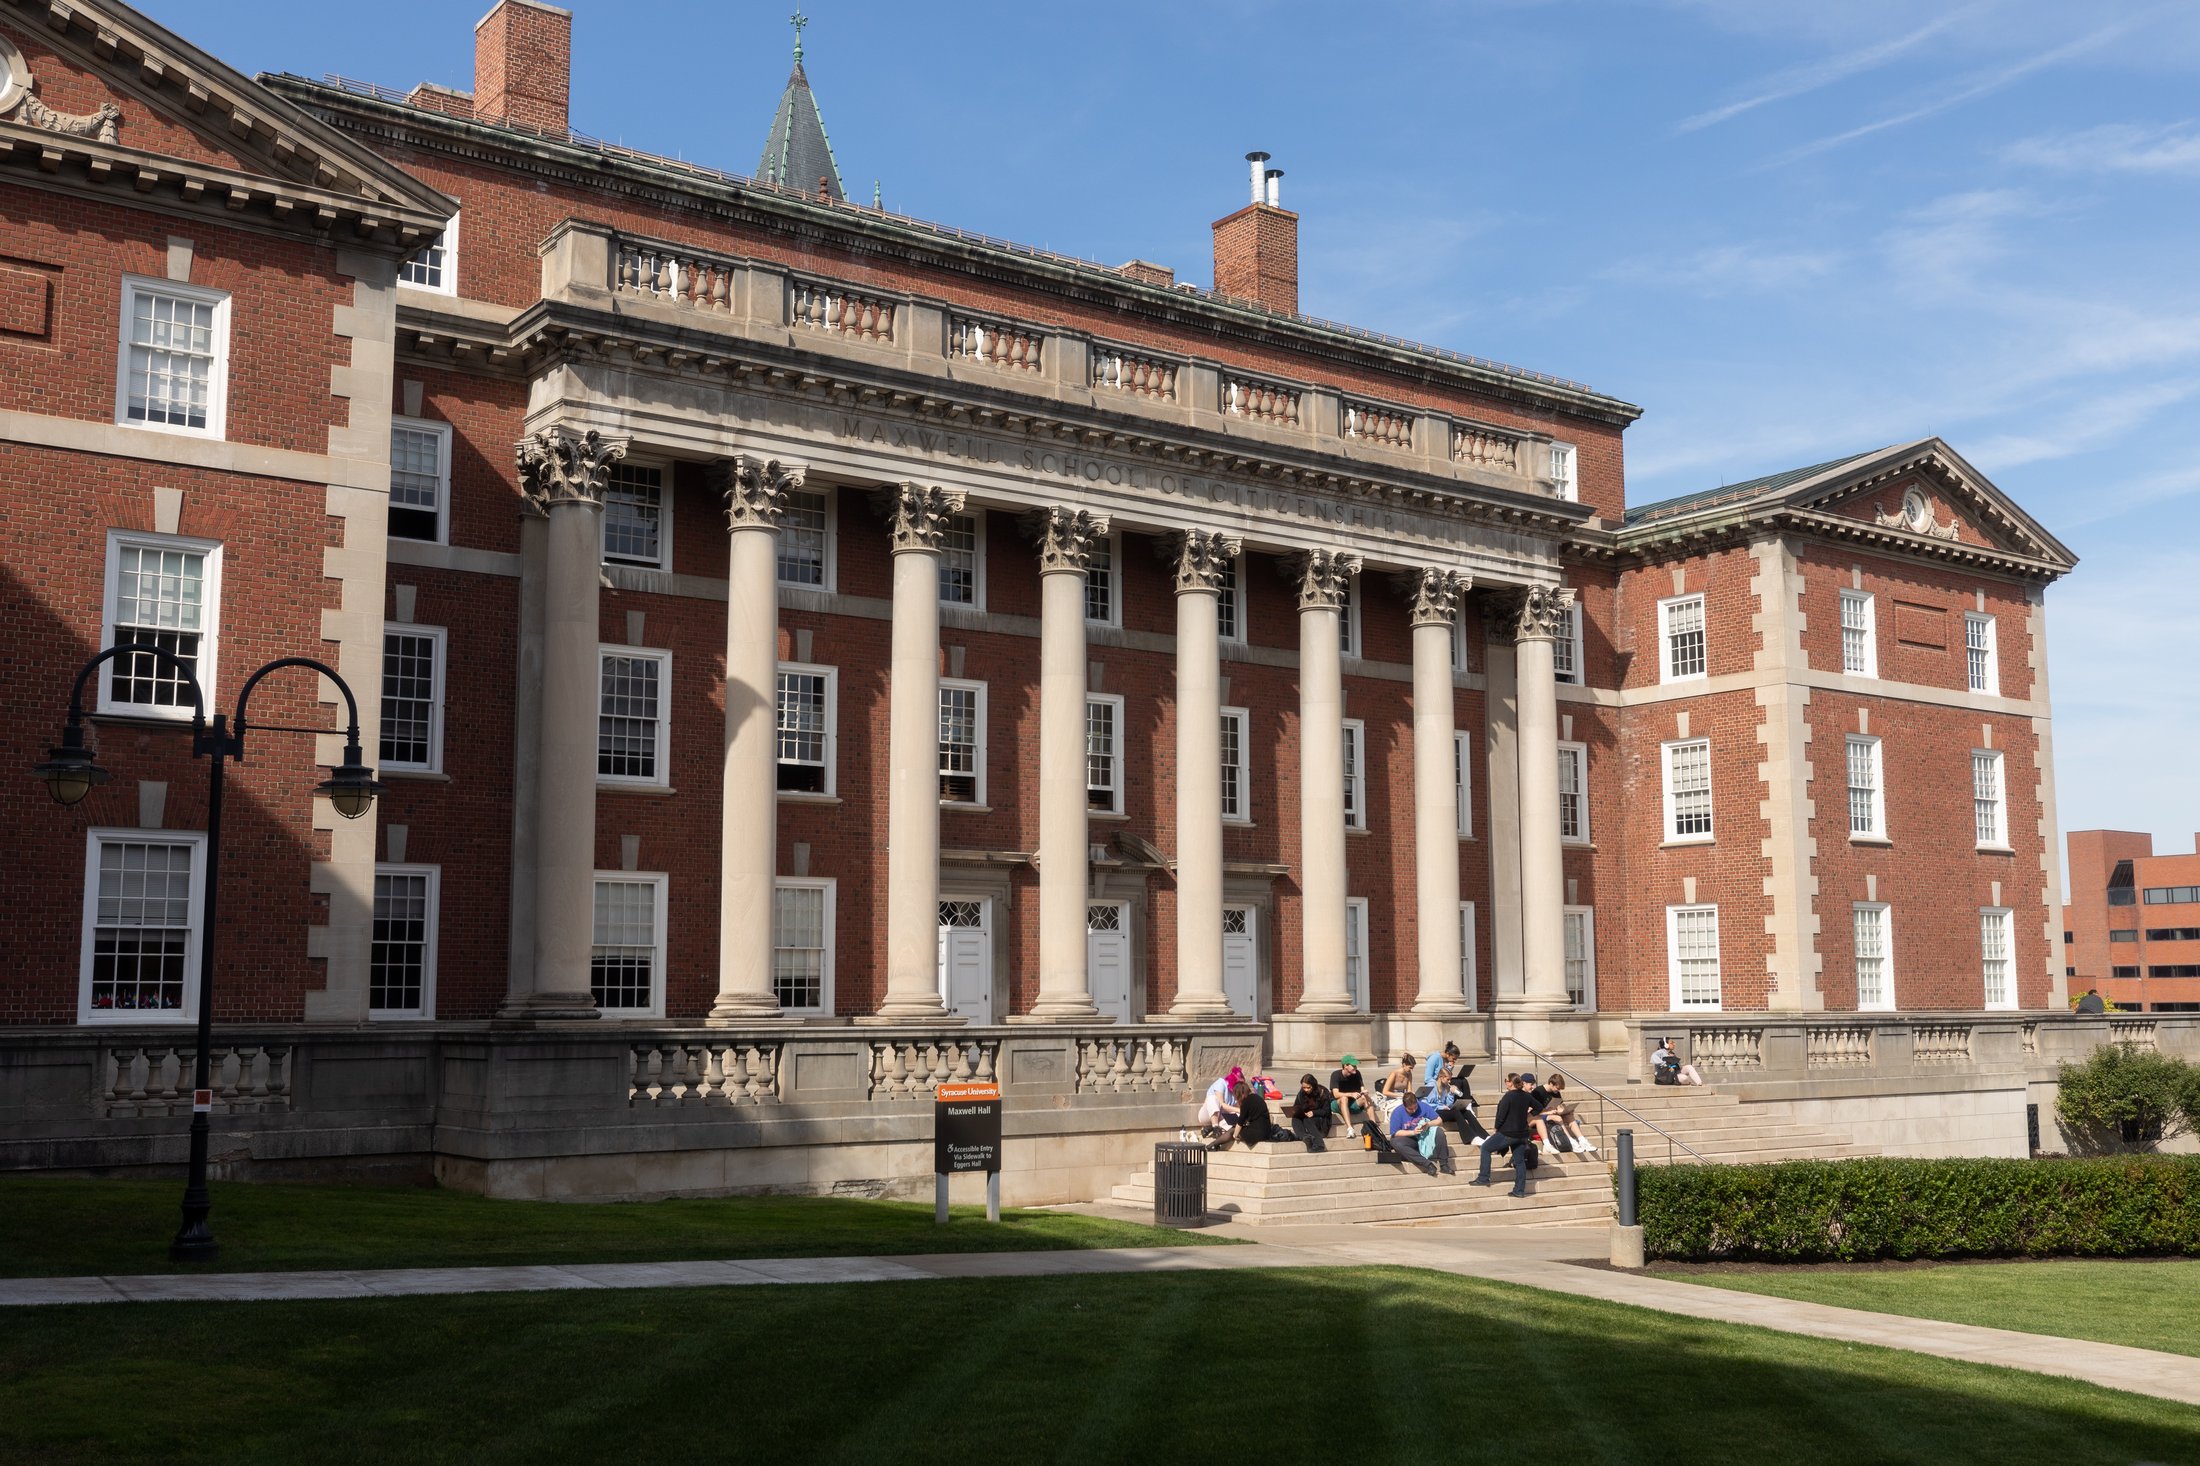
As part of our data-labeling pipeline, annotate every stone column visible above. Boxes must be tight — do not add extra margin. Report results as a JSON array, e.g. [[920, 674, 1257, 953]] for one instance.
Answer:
[[1167, 530, 1242, 1019], [874, 483, 967, 1023], [1028, 507, 1110, 1022], [500, 428, 627, 1021], [1510, 584, 1576, 1012], [708, 456, 801, 1024], [1409, 567, 1472, 1013], [1295, 549, 1361, 1014]]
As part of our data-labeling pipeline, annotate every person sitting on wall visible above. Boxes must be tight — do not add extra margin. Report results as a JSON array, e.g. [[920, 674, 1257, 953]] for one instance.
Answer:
[[1198, 1067, 1244, 1149], [2074, 988, 2107, 1015], [1287, 1074, 1334, 1151], [1468, 1073, 1536, 1198], [1331, 1056, 1374, 1148], [1651, 1037, 1706, 1088], [1238, 1075, 1292, 1149], [1380, 1090, 1448, 1176]]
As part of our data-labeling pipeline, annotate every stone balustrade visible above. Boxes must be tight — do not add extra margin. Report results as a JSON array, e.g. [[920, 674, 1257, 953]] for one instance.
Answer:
[[1912, 1024, 1973, 1064], [628, 1041, 781, 1105], [1805, 1025, 1873, 1069], [1452, 422, 1522, 471], [2110, 1018, 2158, 1052], [613, 240, 740, 311], [1687, 1025, 1767, 1072], [948, 314, 1044, 373], [789, 277, 897, 340], [1075, 1036, 1190, 1095], [100, 1042, 294, 1118], [1090, 342, 1178, 400], [1223, 373, 1301, 427], [869, 1037, 1001, 1098], [1342, 400, 1414, 450]]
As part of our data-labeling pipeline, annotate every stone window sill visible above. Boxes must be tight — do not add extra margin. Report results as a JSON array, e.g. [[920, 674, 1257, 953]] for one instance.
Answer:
[[1660, 838, 1714, 850], [778, 792, 842, 806], [599, 781, 675, 797], [942, 802, 993, 813], [382, 769, 452, 783], [1977, 844, 2016, 856], [1089, 809, 1129, 823], [1850, 835, 1893, 847]]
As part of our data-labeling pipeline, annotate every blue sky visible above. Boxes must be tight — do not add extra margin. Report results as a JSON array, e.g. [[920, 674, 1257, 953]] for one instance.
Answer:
[[148, 0, 2200, 873]]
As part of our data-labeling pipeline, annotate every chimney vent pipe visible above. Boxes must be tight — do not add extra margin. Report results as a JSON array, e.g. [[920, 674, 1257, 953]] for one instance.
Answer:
[[1265, 168, 1283, 208], [1245, 150, 1270, 205]]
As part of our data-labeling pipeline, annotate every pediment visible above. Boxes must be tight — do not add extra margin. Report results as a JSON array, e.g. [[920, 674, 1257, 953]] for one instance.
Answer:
[[1800, 441, 2072, 569], [0, 0, 449, 241]]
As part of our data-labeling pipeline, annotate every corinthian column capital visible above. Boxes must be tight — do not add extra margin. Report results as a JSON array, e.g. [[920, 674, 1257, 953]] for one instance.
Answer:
[[883, 482, 968, 554], [1029, 505, 1112, 574], [1170, 529, 1242, 595], [1294, 548, 1362, 611], [1509, 583, 1576, 643], [517, 427, 628, 514], [1406, 566, 1471, 628], [713, 455, 805, 532]]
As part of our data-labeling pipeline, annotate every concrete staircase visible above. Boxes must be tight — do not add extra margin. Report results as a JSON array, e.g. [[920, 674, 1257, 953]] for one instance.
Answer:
[[1106, 1087, 1868, 1229]]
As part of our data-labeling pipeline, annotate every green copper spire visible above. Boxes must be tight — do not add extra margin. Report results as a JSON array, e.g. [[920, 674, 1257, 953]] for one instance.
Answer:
[[757, 11, 846, 201]]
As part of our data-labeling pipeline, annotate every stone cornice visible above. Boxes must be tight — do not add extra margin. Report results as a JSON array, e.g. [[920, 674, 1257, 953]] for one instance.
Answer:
[[269, 75, 1641, 428], [1570, 505, 2069, 584]]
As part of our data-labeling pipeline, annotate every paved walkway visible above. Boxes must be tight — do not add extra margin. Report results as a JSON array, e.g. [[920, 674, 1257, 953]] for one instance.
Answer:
[[4, 1223, 2196, 1408]]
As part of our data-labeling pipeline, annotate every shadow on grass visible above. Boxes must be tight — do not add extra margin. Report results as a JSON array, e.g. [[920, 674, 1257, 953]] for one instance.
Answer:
[[0, 1176, 1224, 1278], [1, 1267, 2194, 1466]]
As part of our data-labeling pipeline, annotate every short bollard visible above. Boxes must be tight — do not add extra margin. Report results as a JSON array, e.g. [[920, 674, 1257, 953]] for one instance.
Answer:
[[1610, 1127, 1645, 1269]]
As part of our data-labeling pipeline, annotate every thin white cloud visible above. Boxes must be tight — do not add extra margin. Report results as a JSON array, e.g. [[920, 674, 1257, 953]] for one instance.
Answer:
[[1773, 16, 2147, 163], [1675, 7, 1981, 133], [2005, 121, 2200, 174], [1966, 376, 2200, 471], [1606, 242, 1842, 293]]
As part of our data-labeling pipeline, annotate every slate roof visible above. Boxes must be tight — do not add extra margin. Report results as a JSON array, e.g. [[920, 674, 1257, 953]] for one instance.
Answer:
[[756, 61, 844, 201], [1621, 449, 1883, 527]]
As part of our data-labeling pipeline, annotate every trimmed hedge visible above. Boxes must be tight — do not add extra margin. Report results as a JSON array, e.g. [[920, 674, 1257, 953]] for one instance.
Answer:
[[1636, 1155, 2200, 1262]]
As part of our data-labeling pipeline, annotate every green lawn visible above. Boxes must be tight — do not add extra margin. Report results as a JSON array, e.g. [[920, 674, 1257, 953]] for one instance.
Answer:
[[1670, 1258, 2200, 1359], [0, 1177, 1218, 1278], [3, 1267, 2194, 1465]]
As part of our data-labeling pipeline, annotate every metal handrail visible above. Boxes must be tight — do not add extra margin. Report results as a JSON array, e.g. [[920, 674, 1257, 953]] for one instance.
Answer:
[[1494, 1036, 1710, 1166]]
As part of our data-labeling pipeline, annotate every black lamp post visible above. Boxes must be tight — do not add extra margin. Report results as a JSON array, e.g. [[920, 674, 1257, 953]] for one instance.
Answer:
[[35, 645, 380, 1262]]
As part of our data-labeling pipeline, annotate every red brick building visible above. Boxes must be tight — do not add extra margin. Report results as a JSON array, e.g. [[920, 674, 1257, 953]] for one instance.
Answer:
[[1, 0, 2077, 1069], [2062, 831, 2200, 1013]]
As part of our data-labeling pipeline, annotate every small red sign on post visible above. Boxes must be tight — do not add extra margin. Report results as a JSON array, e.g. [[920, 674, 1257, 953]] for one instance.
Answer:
[[191, 1089, 213, 1114]]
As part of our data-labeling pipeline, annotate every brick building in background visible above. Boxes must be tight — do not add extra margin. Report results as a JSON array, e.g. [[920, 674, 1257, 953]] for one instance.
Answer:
[[0, 0, 2106, 1196], [2062, 831, 2200, 1012]]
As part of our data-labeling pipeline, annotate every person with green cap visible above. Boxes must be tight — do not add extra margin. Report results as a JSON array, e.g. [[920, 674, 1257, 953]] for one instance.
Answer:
[[1329, 1055, 1372, 1148]]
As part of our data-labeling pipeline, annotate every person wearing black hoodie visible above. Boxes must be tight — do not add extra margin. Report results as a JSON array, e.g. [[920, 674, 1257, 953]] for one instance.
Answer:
[[1238, 1078, 1290, 1148], [1468, 1073, 1535, 1197], [1286, 1074, 1334, 1151]]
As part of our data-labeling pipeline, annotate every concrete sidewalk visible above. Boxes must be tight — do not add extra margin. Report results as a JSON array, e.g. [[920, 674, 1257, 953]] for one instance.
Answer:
[[4, 1223, 2195, 1409]]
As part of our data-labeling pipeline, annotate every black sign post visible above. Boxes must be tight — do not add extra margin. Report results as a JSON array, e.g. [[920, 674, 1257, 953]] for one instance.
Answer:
[[934, 1081, 1002, 1223]]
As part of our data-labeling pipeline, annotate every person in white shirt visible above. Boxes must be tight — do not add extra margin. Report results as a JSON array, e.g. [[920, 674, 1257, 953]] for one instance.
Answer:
[[1198, 1066, 1245, 1148]]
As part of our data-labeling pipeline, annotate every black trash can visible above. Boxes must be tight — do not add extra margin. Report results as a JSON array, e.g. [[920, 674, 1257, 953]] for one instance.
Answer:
[[1152, 1141, 1209, 1227]]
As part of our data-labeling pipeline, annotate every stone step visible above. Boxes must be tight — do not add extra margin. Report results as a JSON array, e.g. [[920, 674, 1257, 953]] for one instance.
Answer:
[[1112, 1165, 1612, 1213]]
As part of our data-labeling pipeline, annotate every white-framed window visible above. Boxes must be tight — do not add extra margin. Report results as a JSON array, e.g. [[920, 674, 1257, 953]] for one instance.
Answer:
[[1846, 734, 1884, 839], [590, 872, 666, 1017], [939, 679, 987, 806], [1345, 896, 1371, 1012], [1343, 718, 1367, 830], [1085, 533, 1120, 627], [1659, 593, 1706, 682], [603, 462, 670, 570], [1840, 589, 1877, 678], [388, 417, 451, 543], [1667, 904, 1722, 1010], [116, 276, 228, 438], [100, 531, 221, 719], [1450, 615, 1469, 674], [773, 877, 836, 1015], [371, 864, 439, 1019], [1853, 901, 1893, 1012], [398, 215, 458, 295], [1460, 900, 1479, 1006], [1980, 906, 2015, 1010], [776, 663, 837, 795], [1549, 440, 1578, 501], [778, 488, 835, 590], [1454, 730, 1473, 838], [939, 510, 985, 609], [1086, 693, 1124, 813], [1973, 750, 2006, 848], [1340, 574, 1362, 659], [597, 647, 671, 787], [1557, 740, 1589, 843], [1563, 905, 1596, 1010], [78, 829, 205, 1022], [1662, 738, 1713, 843], [1552, 602, 1583, 685], [379, 625, 446, 773], [1966, 613, 1999, 695], [1217, 556, 1247, 644], [1221, 706, 1251, 823]]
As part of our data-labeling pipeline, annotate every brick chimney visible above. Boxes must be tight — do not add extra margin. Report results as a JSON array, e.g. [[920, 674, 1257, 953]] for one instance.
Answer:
[[1211, 150, 1298, 315], [474, 0, 572, 134]]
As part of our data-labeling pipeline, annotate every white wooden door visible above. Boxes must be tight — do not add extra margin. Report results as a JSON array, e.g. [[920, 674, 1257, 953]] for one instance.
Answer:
[[1087, 902, 1132, 1022], [937, 899, 992, 1024], [1221, 905, 1257, 1017]]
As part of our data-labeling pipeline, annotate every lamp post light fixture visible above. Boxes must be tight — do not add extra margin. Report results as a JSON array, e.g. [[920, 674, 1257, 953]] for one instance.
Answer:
[[34, 645, 381, 1263]]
